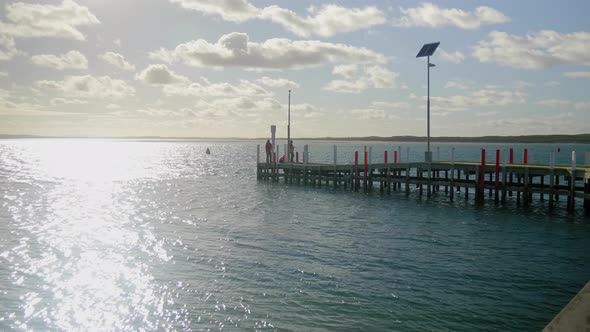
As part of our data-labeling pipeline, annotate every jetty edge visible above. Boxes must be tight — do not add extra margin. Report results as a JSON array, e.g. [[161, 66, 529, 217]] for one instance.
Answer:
[[543, 281, 590, 331]]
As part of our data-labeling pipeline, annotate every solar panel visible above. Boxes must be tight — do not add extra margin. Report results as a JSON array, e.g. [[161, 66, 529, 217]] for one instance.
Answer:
[[416, 42, 440, 58]]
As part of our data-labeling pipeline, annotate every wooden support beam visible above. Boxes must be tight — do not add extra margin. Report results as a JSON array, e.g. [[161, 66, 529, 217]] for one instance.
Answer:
[[405, 164, 410, 196], [523, 168, 530, 207], [585, 179, 590, 215], [464, 170, 469, 200]]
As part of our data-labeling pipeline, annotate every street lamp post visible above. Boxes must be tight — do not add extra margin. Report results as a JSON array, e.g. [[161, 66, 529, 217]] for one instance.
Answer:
[[416, 42, 440, 163]]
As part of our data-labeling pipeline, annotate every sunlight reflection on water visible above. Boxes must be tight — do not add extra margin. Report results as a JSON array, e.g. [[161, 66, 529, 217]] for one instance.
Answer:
[[1, 140, 188, 331]]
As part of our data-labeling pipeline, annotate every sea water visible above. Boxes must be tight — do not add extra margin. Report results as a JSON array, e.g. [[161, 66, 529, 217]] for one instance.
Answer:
[[0, 139, 589, 331]]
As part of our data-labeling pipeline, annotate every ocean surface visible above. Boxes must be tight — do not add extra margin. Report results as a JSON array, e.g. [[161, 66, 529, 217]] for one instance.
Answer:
[[0, 139, 589, 331]]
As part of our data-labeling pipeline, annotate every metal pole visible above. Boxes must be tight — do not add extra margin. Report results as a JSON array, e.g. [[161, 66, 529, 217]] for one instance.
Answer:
[[287, 90, 291, 162], [427, 55, 430, 159]]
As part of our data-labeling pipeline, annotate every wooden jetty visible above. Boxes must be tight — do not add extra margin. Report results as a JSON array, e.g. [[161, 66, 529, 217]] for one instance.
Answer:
[[256, 145, 590, 215]]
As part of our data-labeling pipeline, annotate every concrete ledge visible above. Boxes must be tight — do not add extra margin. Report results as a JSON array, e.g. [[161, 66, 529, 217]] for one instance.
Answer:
[[543, 281, 590, 332]]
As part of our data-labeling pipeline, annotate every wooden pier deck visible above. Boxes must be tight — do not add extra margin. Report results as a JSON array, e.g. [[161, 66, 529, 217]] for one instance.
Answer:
[[256, 147, 590, 215]]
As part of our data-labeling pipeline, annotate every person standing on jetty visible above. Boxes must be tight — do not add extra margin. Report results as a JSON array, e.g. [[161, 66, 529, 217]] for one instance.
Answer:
[[288, 140, 294, 163], [265, 139, 272, 163]]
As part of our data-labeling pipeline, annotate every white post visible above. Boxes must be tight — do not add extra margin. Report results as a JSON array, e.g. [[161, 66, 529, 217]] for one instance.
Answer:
[[270, 125, 276, 150], [304, 144, 309, 164], [333, 145, 337, 165], [572, 151, 576, 171]]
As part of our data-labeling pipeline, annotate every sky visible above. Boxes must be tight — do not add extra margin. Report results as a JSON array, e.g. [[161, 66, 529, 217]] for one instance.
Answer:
[[0, 0, 589, 138]]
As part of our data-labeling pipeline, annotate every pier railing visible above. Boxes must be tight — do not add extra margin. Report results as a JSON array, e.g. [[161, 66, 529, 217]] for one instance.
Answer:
[[256, 144, 590, 215]]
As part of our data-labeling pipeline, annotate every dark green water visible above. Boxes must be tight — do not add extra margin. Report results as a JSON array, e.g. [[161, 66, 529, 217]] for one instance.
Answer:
[[0, 140, 589, 331]]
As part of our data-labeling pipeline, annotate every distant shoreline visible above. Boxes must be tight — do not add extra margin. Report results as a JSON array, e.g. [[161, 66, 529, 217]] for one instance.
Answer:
[[1, 134, 589, 144]]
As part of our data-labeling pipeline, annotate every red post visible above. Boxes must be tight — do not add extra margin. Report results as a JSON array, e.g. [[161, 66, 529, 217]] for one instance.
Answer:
[[480, 149, 486, 200], [509, 148, 514, 164], [523, 148, 528, 164], [354, 151, 359, 190], [384, 150, 388, 163], [364, 151, 368, 190], [296, 151, 299, 163], [394, 151, 398, 164]]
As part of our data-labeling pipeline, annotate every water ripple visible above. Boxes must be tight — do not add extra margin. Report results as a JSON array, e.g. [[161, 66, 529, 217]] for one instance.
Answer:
[[0, 139, 589, 331]]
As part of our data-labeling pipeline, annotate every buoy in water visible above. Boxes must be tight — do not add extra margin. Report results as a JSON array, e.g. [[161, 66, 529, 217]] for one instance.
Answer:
[[206, 148, 210, 155]]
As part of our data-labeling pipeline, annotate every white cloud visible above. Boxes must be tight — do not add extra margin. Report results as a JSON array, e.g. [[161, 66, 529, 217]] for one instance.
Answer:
[[50, 97, 88, 105], [190, 97, 284, 119], [370, 101, 410, 110], [0, 72, 7, 77], [514, 80, 533, 89], [439, 50, 465, 63], [365, 66, 396, 88], [536, 99, 571, 107], [476, 111, 498, 117], [290, 103, 322, 118], [137, 64, 273, 98], [324, 65, 398, 93], [544, 81, 560, 87], [163, 80, 272, 98], [260, 5, 386, 38], [113, 39, 122, 47], [395, 3, 508, 29], [473, 30, 590, 69], [0, 0, 100, 40], [332, 64, 358, 79], [118, 96, 319, 123], [537, 99, 590, 110], [349, 102, 405, 120], [444, 80, 470, 90], [169, 0, 258, 22], [430, 89, 526, 112], [0, 89, 71, 116], [135, 107, 195, 118], [99, 52, 135, 71], [489, 113, 587, 134], [31, 50, 88, 70], [0, 35, 18, 60], [563, 71, 590, 79], [256, 76, 299, 89], [149, 32, 386, 70], [351, 108, 389, 120], [36, 75, 135, 98], [136, 64, 188, 85], [323, 80, 367, 94], [169, 1, 385, 37]]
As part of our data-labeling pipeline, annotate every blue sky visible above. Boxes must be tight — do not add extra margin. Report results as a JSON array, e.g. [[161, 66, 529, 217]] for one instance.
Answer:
[[0, 0, 589, 138]]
